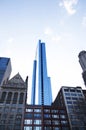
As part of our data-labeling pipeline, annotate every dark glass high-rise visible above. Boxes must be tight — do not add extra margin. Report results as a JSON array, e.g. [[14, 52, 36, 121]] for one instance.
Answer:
[[0, 57, 11, 86]]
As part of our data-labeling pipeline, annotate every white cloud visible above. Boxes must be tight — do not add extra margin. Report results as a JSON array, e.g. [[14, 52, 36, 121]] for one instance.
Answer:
[[82, 16, 86, 27], [44, 27, 53, 35], [59, 0, 78, 15]]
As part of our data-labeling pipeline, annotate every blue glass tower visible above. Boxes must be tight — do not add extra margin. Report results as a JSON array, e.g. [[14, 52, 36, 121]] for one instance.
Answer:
[[0, 57, 11, 86], [31, 40, 52, 105], [38, 40, 52, 105], [31, 60, 37, 105]]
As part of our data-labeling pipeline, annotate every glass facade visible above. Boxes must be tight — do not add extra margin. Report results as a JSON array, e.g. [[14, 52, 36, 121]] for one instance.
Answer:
[[38, 41, 52, 105], [31, 40, 52, 105], [31, 60, 37, 105], [0, 57, 11, 86]]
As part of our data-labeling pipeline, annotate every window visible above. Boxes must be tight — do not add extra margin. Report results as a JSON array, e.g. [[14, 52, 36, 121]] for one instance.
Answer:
[[16, 114, 22, 119], [72, 97, 77, 100], [67, 101, 72, 104], [9, 115, 14, 119], [51, 110, 58, 113], [60, 115, 67, 119], [59, 110, 65, 114], [52, 114, 59, 119], [65, 93, 70, 96], [44, 114, 51, 118], [6, 92, 12, 104], [11, 108, 16, 113], [14, 125, 21, 130], [7, 125, 13, 130], [78, 94, 83, 97], [71, 93, 77, 96], [24, 126, 32, 130], [70, 89, 75, 92], [34, 113, 41, 118], [52, 120, 60, 125], [0, 107, 2, 112], [34, 126, 41, 130], [34, 119, 41, 124], [26, 108, 33, 112], [61, 120, 68, 125], [8, 120, 14, 124], [2, 114, 7, 119], [53, 127, 61, 130], [62, 127, 70, 130], [12, 92, 18, 104], [17, 108, 22, 113], [66, 97, 71, 100], [73, 101, 78, 104], [0, 92, 6, 103], [24, 119, 32, 124], [77, 90, 81, 93], [44, 109, 50, 113], [4, 107, 9, 113], [68, 105, 73, 109], [34, 109, 41, 112], [19, 93, 24, 104], [25, 113, 33, 118], [15, 119, 21, 124], [64, 89, 69, 92]]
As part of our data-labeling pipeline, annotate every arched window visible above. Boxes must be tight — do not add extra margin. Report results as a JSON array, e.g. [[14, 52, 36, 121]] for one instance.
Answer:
[[12, 92, 18, 104], [19, 93, 24, 104], [6, 92, 12, 104], [0, 92, 6, 103]]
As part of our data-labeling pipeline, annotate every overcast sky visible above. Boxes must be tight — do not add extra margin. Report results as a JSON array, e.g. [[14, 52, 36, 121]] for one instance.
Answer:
[[0, 0, 86, 103]]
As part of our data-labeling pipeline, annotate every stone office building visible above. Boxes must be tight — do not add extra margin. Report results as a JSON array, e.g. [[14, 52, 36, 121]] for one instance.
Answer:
[[0, 73, 28, 130]]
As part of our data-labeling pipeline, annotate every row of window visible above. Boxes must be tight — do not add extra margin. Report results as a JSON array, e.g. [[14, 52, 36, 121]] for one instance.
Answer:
[[64, 89, 81, 93], [0, 113, 22, 120], [65, 92, 83, 97], [24, 126, 70, 130], [25, 113, 67, 119], [24, 119, 68, 125], [0, 92, 24, 104], [66, 97, 84, 100], [26, 108, 65, 114], [0, 125, 21, 130]]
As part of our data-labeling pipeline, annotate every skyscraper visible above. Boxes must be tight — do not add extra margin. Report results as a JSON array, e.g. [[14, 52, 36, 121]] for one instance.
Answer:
[[38, 40, 52, 105], [0, 57, 11, 86], [78, 51, 86, 85], [78, 51, 86, 71], [31, 40, 52, 105], [31, 60, 37, 105]]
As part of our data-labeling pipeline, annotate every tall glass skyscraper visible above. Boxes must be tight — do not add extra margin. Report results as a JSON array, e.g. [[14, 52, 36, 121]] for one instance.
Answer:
[[31, 40, 52, 105], [0, 57, 12, 86]]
